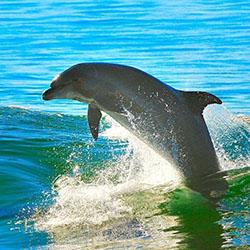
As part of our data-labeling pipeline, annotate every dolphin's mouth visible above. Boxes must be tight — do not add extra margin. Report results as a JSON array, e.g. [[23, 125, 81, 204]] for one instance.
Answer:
[[42, 88, 55, 100]]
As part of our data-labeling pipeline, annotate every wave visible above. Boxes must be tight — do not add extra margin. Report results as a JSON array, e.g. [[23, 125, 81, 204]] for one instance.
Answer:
[[0, 106, 249, 249]]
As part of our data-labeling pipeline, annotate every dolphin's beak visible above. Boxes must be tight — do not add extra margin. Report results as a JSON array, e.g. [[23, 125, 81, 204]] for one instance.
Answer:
[[42, 88, 54, 101]]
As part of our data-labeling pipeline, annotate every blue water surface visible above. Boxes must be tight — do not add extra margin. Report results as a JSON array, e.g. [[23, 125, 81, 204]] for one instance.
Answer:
[[0, 0, 249, 114]]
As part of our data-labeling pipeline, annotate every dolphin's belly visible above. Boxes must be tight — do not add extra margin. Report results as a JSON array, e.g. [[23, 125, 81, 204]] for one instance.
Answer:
[[107, 96, 222, 172]]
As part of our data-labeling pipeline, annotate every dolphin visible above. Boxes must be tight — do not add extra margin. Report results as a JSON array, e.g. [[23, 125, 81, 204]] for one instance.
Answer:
[[42, 63, 228, 200]]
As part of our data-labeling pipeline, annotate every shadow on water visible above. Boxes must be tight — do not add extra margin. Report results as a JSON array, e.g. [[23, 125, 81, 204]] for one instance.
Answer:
[[158, 188, 225, 250]]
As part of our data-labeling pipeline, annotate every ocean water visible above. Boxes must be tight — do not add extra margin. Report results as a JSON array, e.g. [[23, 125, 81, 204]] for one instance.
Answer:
[[0, 0, 249, 249]]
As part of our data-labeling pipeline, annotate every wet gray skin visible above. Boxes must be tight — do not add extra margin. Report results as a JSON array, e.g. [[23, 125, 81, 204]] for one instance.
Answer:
[[43, 63, 228, 200]]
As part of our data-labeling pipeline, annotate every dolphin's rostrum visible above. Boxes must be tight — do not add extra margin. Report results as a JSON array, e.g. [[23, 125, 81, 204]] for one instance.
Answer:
[[43, 63, 228, 200]]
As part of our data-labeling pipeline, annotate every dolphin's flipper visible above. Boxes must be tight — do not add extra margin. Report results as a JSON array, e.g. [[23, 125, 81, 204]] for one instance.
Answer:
[[182, 91, 222, 114], [88, 104, 102, 140]]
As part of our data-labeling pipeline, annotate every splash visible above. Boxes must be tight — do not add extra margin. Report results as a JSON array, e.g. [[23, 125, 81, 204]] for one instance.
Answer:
[[35, 114, 181, 233], [204, 105, 250, 170], [101, 115, 181, 186]]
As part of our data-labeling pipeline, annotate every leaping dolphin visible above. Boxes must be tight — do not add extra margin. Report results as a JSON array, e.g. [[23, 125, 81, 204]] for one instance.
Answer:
[[42, 63, 228, 200]]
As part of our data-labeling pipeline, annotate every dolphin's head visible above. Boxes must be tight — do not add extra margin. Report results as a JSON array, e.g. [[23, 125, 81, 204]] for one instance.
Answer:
[[42, 64, 93, 103]]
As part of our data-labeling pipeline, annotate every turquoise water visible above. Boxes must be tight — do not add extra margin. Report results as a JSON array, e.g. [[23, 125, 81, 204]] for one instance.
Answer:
[[0, 1, 249, 249]]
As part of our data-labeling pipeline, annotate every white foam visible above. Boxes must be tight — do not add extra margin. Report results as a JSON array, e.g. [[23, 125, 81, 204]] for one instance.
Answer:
[[101, 115, 181, 186], [8, 105, 31, 110], [35, 116, 181, 231]]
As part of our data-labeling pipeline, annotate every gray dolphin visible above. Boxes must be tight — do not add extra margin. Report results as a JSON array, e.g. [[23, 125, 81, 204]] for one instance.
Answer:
[[42, 63, 228, 200]]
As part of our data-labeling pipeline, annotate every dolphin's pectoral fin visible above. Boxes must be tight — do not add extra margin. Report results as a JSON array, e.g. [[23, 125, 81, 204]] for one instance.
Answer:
[[182, 91, 222, 114], [87, 104, 102, 140]]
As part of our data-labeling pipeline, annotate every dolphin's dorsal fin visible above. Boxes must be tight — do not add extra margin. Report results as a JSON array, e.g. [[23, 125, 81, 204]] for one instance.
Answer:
[[182, 91, 222, 114], [88, 104, 102, 140]]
